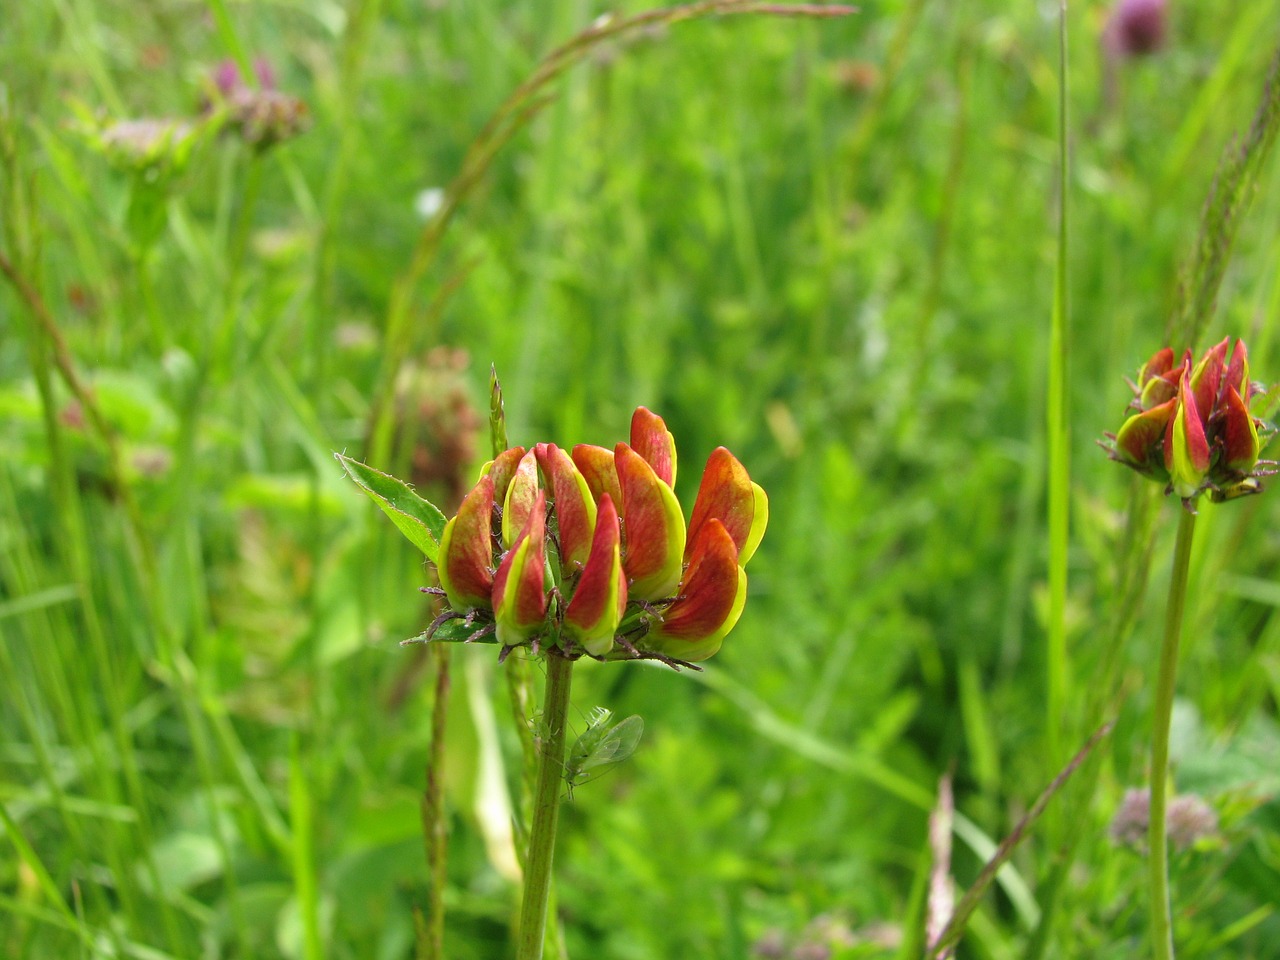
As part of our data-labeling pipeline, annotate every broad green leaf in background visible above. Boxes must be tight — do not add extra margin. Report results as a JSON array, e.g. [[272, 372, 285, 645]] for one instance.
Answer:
[[335, 453, 447, 561]]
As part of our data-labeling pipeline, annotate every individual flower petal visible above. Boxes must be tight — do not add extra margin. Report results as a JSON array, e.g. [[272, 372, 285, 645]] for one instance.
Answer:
[[535, 442, 598, 572], [564, 495, 627, 656], [482, 446, 527, 505], [630, 406, 677, 487], [501, 448, 540, 548], [646, 519, 747, 662], [436, 475, 495, 610], [686, 447, 768, 566], [1188, 337, 1229, 426], [1219, 384, 1261, 475], [571, 444, 622, 508], [1138, 347, 1176, 386], [1112, 398, 1176, 477], [1165, 373, 1211, 499], [1224, 339, 1251, 403], [1141, 366, 1177, 412], [615, 443, 686, 600], [492, 491, 548, 646]]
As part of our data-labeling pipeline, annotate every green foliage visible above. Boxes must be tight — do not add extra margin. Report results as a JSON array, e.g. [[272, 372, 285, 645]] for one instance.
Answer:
[[3, 1, 1280, 958], [336, 453, 447, 562]]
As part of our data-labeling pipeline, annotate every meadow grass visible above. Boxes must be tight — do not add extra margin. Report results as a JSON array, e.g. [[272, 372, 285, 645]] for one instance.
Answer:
[[3, 1, 1280, 957]]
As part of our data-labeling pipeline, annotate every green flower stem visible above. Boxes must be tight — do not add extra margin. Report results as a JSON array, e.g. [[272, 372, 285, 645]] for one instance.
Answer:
[[1150, 506, 1196, 960], [516, 651, 574, 960]]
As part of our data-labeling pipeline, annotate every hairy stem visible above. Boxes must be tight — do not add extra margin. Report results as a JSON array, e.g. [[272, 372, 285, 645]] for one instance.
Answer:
[[516, 653, 574, 960], [1150, 506, 1196, 960]]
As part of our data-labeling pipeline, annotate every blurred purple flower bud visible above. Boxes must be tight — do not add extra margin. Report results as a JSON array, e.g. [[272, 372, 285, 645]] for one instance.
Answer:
[[1104, 0, 1168, 58]]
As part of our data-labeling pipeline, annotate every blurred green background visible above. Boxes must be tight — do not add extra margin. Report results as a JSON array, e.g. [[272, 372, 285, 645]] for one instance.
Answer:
[[4, 1, 1280, 957]]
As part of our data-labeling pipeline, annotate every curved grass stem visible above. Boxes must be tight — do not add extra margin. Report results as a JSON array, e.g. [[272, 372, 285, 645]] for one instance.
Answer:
[[516, 651, 574, 960], [1150, 506, 1196, 960]]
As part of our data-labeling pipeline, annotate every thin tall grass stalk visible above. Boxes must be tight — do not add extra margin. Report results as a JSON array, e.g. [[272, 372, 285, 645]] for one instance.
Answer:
[[1045, 0, 1072, 768], [1167, 43, 1280, 351]]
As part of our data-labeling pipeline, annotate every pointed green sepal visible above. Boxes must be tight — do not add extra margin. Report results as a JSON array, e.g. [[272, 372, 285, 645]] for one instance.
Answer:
[[614, 443, 686, 601], [335, 453, 447, 561], [437, 475, 496, 610], [646, 519, 746, 662], [492, 490, 548, 646], [564, 494, 626, 656]]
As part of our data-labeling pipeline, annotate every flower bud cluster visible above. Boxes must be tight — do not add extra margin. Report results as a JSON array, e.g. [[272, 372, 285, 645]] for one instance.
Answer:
[[429, 408, 768, 664], [1102, 338, 1274, 503]]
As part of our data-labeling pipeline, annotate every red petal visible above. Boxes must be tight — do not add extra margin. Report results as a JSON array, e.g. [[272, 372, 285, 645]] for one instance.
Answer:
[[438, 475, 495, 609], [564, 495, 626, 651], [654, 519, 744, 643], [492, 490, 548, 636], [1115, 398, 1176, 467], [1189, 337, 1229, 425], [687, 447, 759, 563], [630, 407, 677, 487], [501, 449, 540, 547], [1221, 384, 1261, 474], [487, 446, 527, 504], [534, 442, 597, 570], [1139, 347, 1175, 385], [571, 444, 621, 507], [615, 443, 685, 599], [1225, 339, 1251, 403]]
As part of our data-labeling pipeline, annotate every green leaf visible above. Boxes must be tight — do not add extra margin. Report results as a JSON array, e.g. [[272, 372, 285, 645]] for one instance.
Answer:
[[335, 453, 447, 561]]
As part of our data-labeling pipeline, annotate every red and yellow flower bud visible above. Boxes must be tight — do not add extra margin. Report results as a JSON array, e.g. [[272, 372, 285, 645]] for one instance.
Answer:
[[687, 447, 769, 567], [571, 443, 622, 508], [482, 445, 527, 504], [492, 490, 549, 646], [1220, 384, 1261, 475], [423, 406, 766, 663], [535, 442, 598, 573], [630, 406, 677, 487], [646, 519, 747, 662], [437, 475, 496, 611], [1164, 371, 1211, 499], [614, 442, 686, 601], [501, 448, 540, 548], [1112, 398, 1176, 479], [1106, 337, 1271, 503], [564, 495, 627, 656]]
